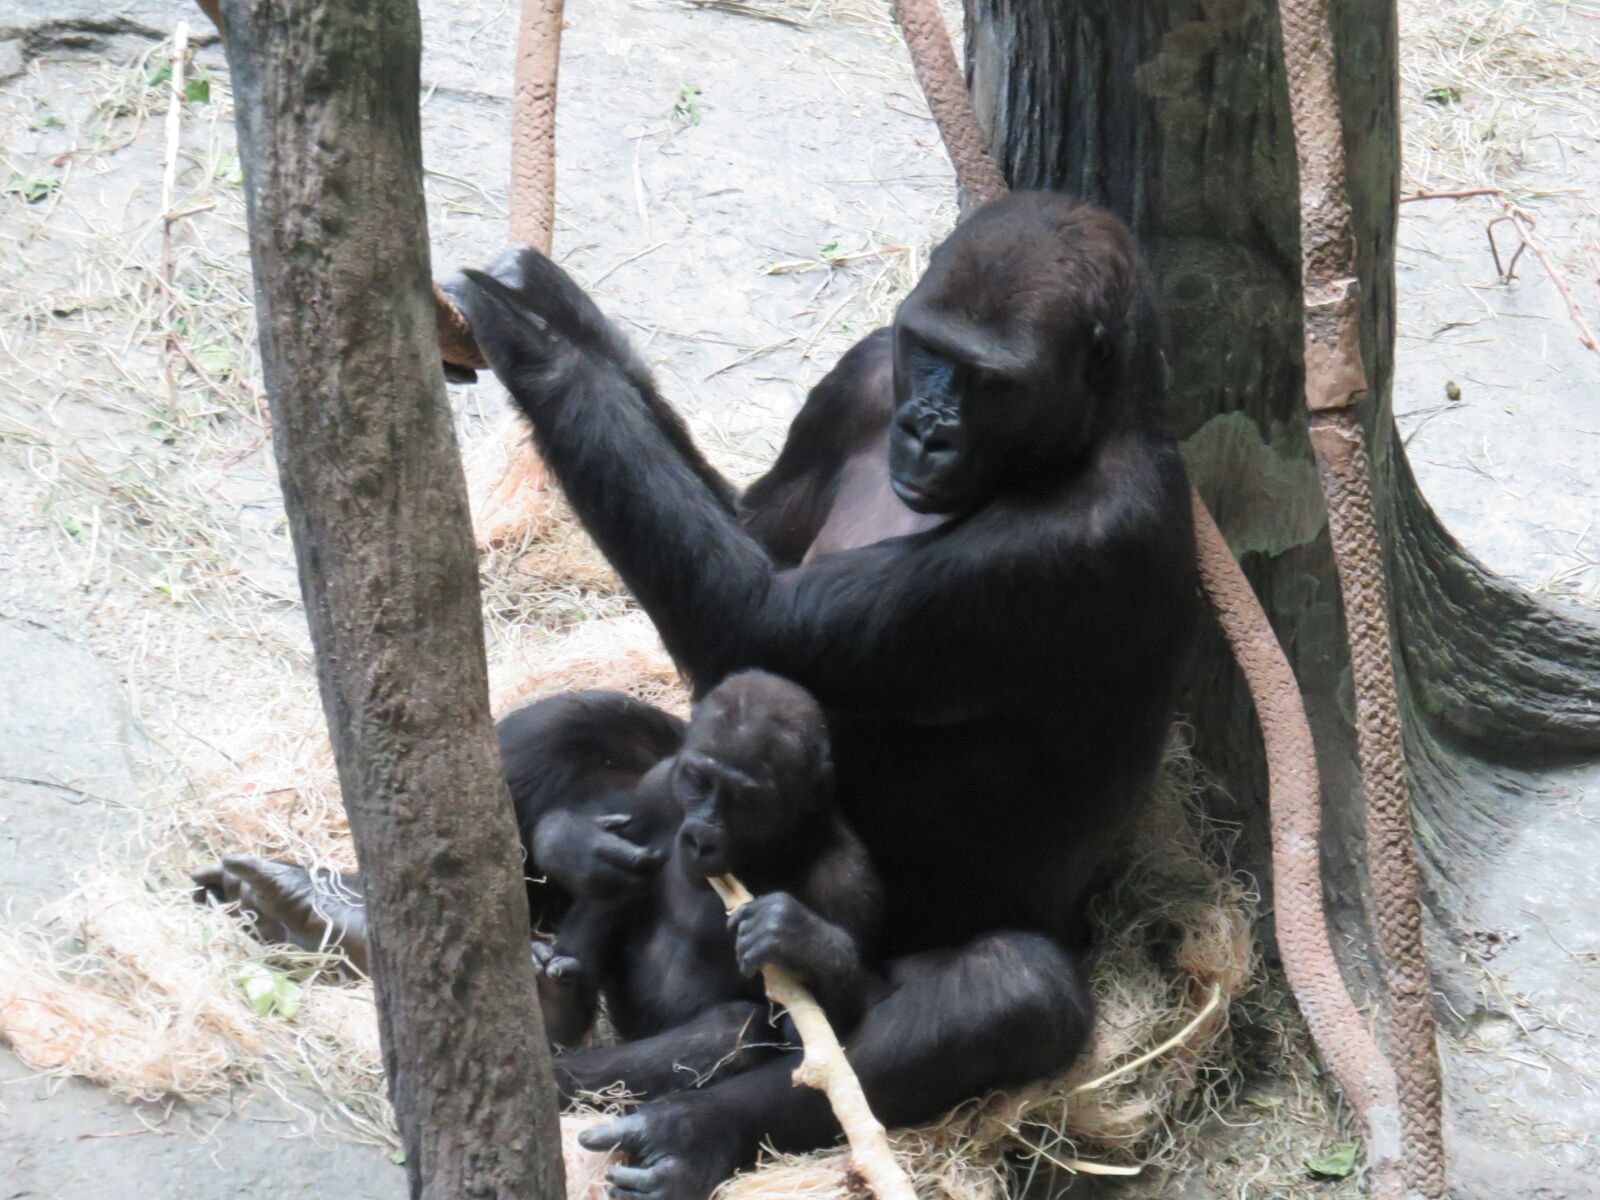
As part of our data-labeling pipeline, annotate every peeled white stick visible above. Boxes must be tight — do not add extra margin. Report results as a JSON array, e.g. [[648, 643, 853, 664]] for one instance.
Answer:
[[709, 874, 916, 1200]]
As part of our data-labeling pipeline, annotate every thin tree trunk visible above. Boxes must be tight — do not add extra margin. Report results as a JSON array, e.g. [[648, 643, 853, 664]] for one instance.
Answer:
[[219, 2, 565, 1196], [965, 0, 1600, 1191]]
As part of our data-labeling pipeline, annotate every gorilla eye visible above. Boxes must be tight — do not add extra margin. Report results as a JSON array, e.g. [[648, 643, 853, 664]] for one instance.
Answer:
[[969, 366, 1004, 392], [678, 764, 712, 800]]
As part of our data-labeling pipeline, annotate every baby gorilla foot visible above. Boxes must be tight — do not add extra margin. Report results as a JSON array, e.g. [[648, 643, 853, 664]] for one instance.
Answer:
[[531, 939, 594, 1047], [191, 855, 370, 973], [579, 1097, 750, 1200]]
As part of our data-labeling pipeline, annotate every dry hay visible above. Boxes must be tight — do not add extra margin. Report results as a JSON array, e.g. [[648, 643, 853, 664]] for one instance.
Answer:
[[489, 610, 690, 716], [0, 590, 1261, 1193], [0, 481, 1265, 1187], [0, 875, 396, 1148]]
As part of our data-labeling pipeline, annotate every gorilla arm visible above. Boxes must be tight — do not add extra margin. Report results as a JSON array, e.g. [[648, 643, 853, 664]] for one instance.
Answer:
[[455, 255, 1175, 714]]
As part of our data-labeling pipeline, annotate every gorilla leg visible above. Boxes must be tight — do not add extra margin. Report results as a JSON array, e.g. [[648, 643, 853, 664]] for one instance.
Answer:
[[194, 690, 683, 959], [191, 856, 370, 971], [553, 1000, 785, 1103], [581, 932, 1092, 1200]]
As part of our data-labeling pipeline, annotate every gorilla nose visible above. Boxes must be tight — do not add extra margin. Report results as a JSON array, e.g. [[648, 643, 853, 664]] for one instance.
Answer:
[[895, 411, 958, 462], [679, 823, 724, 872]]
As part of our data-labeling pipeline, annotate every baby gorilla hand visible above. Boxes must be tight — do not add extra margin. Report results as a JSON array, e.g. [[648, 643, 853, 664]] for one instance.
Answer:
[[728, 893, 855, 991]]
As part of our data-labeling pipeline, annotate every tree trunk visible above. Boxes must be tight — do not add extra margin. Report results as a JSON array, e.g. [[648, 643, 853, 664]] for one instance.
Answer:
[[964, 0, 1600, 1191], [219, 2, 565, 1196]]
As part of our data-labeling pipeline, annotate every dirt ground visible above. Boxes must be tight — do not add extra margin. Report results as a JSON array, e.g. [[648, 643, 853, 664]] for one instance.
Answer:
[[0, 0, 1596, 1197]]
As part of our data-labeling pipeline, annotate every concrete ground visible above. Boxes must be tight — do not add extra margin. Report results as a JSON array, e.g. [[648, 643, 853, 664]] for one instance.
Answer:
[[0, 0, 1595, 1196]]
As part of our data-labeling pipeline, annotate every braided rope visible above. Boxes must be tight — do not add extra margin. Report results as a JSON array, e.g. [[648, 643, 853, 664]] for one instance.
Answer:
[[891, 0, 1007, 207], [1310, 414, 1447, 1198], [1274, 0, 1447, 1189], [509, 0, 562, 250]]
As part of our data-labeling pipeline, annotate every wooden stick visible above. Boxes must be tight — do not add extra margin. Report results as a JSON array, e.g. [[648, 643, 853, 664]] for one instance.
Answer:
[[1399, 187, 1505, 202], [1397, 186, 1600, 355], [708, 875, 916, 1200], [1497, 202, 1600, 355]]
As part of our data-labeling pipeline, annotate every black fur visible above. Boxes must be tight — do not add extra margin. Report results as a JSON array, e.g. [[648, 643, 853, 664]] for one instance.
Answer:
[[505, 671, 883, 1097], [457, 192, 1198, 1200]]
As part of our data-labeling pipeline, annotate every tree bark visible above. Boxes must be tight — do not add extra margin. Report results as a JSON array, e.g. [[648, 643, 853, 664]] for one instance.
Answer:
[[219, 2, 565, 1197], [964, 0, 1600, 1190]]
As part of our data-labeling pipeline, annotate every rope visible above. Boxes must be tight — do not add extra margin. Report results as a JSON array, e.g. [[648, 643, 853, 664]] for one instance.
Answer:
[[440, 0, 562, 371], [890, 0, 1007, 207], [510, 0, 563, 250], [1274, 0, 1447, 1190], [883, 0, 1436, 1193]]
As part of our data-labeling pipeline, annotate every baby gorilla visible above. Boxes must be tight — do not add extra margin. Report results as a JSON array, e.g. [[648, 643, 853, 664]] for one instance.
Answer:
[[522, 671, 884, 1100]]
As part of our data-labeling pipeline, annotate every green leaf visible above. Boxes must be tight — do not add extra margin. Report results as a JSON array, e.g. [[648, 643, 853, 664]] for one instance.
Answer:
[[389, 1148, 408, 1165], [819, 241, 840, 258], [234, 962, 303, 1020], [148, 60, 172, 88], [148, 571, 191, 602], [1423, 84, 1462, 106], [674, 83, 702, 126], [217, 150, 243, 186], [1306, 1142, 1359, 1179], [4, 172, 60, 203], [186, 72, 211, 104], [193, 343, 239, 376], [58, 511, 85, 540]]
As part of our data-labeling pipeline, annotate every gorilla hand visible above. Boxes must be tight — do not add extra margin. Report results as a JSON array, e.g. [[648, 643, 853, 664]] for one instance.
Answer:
[[532, 809, 665, 899]]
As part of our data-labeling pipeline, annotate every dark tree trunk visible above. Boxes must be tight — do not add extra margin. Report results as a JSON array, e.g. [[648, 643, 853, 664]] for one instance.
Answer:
[[219, 2, 565, 1196], [964, 0, 1600, 1192]]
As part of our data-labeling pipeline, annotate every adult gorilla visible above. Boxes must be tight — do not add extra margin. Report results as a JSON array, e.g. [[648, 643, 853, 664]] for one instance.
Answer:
[[206, 193, 1198, 1200], [459, 192, 1198, 1200]]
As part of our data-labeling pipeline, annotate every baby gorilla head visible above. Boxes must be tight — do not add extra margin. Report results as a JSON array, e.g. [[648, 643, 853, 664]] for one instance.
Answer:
[[672, 671, 834, 878]]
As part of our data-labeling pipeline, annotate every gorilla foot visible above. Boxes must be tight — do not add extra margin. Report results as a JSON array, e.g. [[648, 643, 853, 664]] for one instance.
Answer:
[[192, 855, 370, 974], [579, 1098, 750, 1200], [532, 939, 594, 1048]]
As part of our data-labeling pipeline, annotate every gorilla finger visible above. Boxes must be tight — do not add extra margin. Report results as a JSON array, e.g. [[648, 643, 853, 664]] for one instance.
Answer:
[[219, 854, 275, 885], [607, 1165, 681, 1200], [607, 1166, 664, 1192], [189, 864, 229, 904], [596, 813, 642, 837], [734, 937, 770, 977], [547, 955, 582, 980], [579, 1113, 645, 1154], [595, 839, 664, 874]]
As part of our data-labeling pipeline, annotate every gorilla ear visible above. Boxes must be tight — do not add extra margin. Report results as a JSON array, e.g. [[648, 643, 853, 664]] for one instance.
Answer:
[[1086, 320, 1117, 376], [811, 739, 837, 811]]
